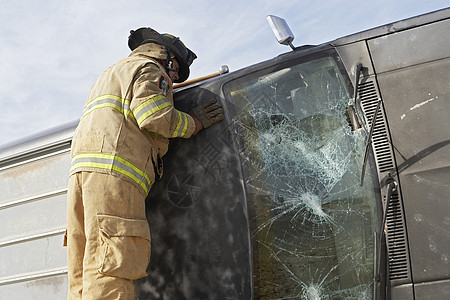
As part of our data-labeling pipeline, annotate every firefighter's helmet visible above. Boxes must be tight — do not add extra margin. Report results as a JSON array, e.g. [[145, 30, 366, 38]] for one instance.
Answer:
[[128, 27, 197, 83]]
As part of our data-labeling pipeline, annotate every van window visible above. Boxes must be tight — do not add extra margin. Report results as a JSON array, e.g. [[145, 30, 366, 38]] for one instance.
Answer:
[[224, 54, 380, 299]]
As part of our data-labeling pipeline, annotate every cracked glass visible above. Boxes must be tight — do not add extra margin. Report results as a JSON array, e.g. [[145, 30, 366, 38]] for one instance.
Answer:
[[225, 53, 380, 299]]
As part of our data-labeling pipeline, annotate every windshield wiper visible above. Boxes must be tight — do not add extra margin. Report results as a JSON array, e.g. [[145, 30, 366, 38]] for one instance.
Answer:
[[360, 99, 382, 186], [353, 62, 383, 186], [381, 179, 398, 233], [373, 176, 397, 300]]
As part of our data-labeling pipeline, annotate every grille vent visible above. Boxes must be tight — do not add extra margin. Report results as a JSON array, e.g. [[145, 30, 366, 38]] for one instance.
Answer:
[[385, 193, 409, 279], [357, 80, 410, 282], [358, 81, 394, 173]]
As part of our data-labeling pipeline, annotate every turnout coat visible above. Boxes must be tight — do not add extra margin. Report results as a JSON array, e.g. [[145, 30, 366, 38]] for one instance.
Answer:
[[70, 43, 196, 195]]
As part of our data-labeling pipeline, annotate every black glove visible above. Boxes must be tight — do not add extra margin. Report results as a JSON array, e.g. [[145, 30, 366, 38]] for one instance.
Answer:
[[191, 99, 224, 128]]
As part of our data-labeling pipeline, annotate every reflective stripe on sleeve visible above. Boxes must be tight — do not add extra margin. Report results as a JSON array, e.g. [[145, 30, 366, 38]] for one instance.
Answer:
[[82, 95, 133, 119], [172, 110, 189, 137], [133, 95, 172, 126], [70, 153, 152, 194]]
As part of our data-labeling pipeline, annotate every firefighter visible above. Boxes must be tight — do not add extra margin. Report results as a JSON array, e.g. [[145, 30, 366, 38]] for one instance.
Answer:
[[65, 28, 223, 299]]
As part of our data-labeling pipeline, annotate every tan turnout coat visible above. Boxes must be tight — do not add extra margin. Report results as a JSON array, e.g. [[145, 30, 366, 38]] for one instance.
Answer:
[[70, 43, 196, 195]]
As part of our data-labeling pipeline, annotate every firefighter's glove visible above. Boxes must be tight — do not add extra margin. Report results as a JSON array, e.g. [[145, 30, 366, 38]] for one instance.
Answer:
[[191, 100, 224, 128]]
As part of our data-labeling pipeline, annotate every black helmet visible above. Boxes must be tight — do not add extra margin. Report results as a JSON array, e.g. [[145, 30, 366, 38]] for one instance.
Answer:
[[128, 27, 197, 83]]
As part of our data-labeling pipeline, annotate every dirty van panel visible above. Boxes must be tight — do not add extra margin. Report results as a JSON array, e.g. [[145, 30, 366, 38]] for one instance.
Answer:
[[367, 18, 450, 73], [369, 19, 450, 287], [141, 88, 252, 299], [224, 51, 381, 299]]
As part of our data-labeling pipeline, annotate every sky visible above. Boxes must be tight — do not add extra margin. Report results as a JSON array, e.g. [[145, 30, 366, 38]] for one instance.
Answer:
[[0, 0, 448, 148]]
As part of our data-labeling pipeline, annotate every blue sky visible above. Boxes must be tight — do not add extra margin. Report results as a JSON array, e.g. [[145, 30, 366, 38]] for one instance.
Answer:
[[0, 0, 448, 147]]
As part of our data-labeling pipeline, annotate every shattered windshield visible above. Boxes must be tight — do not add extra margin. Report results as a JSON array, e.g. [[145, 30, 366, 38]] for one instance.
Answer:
[[225, 53, 380, 299]]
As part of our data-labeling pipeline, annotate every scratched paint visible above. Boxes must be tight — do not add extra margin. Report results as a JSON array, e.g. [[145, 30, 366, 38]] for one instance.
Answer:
[[410, 96, 438, 111], [401, 95, 439, 120]]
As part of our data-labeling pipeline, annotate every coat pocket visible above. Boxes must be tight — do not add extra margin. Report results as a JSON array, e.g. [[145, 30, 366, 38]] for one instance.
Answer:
[[97, 214, 151, 280]]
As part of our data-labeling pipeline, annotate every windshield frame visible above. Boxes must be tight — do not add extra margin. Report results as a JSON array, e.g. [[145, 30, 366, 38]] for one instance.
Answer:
[[222, 47, 384, 299]]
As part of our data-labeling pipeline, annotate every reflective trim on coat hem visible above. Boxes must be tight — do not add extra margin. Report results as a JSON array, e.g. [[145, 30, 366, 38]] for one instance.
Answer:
[[70, 153, 152, 194]]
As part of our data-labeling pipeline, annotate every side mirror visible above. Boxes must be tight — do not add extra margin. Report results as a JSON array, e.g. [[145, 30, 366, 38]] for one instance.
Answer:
[[267, 15, 295, 50]]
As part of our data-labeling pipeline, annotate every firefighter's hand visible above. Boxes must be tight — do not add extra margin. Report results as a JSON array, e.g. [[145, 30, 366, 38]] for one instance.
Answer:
[[191, 100, 224, 129]]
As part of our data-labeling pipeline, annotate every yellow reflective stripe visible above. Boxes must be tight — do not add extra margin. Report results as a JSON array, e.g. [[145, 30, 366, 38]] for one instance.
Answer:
[[71, 153, 152, 194], [172, 111, 182, 137], [172, 110, 189, 137], [82, 95, 133, 119], [133, 95, 172, 126]]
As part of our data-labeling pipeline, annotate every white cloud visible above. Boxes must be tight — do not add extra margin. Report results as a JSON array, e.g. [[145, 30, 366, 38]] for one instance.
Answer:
[[0, 0, 448, 147]]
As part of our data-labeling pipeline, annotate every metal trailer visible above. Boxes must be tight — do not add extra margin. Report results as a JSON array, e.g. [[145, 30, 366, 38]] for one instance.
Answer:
[[0, 121, 76, 299], [1, 7, 449, 299]]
